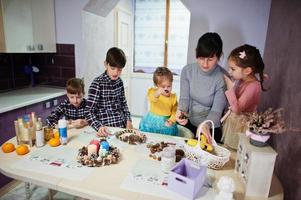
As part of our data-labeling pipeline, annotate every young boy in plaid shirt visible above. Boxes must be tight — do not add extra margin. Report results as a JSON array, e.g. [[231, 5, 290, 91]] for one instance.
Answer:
[[46, 78, 88, 128], [86, 47, 133, 136]]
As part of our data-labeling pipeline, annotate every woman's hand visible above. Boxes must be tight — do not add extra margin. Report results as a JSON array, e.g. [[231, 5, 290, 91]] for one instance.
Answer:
[[224, 75, 235, 90], [97, 126, 112, 137], [176, 110, 188, 125], [197, 122, 212, 144], [201, 123, 212, 144], [126, 120, 133, 129]]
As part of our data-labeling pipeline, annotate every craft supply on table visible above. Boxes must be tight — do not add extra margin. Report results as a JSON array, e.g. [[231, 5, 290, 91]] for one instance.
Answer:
[[115, 129, 147, 145], [168, 158, 207, 199], [15, 112, 41, 147], [146, 141, 185, 162], [44, 126, 53, 141], [161, 146, 176, 173], [58, 118, 68, 145], [77, 138, 121, 167], [35, 117, 44, 147], [185, 120, 230, 169]]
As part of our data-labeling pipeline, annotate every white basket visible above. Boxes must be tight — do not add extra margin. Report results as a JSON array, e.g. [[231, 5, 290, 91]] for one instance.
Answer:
[[184, 120, 231, 169]]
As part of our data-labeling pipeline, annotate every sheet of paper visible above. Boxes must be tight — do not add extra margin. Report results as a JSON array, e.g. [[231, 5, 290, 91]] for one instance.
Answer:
[[121, 159, 216, 200], [12, 145, 93, 180]]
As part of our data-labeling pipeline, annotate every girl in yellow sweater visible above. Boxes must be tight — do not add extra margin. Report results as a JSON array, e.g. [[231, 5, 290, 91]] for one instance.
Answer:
[[139, 67, 178, 136]]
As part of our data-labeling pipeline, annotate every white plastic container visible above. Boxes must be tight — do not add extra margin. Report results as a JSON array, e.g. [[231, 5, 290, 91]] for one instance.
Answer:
[[58, 118, 67, 145]]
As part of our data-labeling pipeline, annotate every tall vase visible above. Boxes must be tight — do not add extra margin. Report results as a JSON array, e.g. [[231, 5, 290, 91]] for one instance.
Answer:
[[245, 130, 270, 147]]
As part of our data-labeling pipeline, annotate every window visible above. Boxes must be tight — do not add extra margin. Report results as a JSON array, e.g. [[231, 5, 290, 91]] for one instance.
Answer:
[[134, 0, 190, 75]]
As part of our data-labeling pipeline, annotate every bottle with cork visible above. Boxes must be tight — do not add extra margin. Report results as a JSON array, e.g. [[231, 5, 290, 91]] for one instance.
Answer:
[[35, 117, 44, 147]]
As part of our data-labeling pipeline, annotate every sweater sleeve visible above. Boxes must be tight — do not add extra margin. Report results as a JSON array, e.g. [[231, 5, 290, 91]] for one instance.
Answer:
[[225, 82, 261, 113], [178, 66, 190, 112], [206, 78, 227, 127]]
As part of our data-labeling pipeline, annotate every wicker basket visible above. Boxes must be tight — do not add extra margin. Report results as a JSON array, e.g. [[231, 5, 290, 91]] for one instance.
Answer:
[[184, 120, 230, 169]]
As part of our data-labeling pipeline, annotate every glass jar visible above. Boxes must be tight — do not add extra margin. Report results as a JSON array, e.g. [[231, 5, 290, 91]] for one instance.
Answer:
[[44, 127, 53, 141], [161, 146, 176, 173]]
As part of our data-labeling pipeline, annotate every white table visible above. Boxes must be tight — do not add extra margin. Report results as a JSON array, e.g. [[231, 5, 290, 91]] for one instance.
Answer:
[[0, 126, 283, 200]]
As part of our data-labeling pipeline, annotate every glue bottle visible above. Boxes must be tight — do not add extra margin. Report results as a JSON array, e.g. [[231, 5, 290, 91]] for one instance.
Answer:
[[58, 118, 67, 145]]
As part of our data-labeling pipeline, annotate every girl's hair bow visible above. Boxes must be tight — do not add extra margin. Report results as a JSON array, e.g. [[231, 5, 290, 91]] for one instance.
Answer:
[[239, 51, 246, 59]]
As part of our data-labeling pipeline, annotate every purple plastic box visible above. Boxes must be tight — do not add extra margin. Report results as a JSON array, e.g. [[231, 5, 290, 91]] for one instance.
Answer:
[[168, 158, 207, 199]]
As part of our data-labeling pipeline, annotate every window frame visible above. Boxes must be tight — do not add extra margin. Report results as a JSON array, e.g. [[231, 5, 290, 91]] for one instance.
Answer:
[[133, 0, 190, 76]]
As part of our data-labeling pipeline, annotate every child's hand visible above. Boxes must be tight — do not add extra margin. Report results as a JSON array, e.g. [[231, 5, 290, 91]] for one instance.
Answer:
[[165, 120, 173, 127], [71, 119, 88, 129], [97, 126, 112, 137], [176, 110, 188, 125], [154, 87, 164, 98], [224, 75, 235, 90]]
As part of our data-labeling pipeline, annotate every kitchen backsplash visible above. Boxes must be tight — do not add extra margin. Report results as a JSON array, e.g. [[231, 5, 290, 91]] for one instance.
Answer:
[[0, 44, 75, 92]]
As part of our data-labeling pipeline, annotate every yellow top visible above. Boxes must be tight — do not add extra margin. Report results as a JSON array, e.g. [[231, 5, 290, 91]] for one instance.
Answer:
[[148, 87, 178, 123]]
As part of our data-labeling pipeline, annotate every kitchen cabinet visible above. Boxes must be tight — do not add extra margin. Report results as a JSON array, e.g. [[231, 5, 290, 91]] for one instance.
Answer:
[[0, 0, 56, 53]]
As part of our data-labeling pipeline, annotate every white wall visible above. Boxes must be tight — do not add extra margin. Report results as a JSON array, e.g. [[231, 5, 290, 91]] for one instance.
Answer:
[[82, 0, 133, 94], [54, 0, 132, 94], [54, 0, 272, 117], [183, 0, 271, 66], [54, 0, 88, 78], [131, 0, 271, 117], [82, 10, 115, 94]]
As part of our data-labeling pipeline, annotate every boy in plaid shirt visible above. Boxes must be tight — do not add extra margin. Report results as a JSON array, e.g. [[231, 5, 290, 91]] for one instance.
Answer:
[[86, 47, 133, 136], [46, 78, 88, 128]]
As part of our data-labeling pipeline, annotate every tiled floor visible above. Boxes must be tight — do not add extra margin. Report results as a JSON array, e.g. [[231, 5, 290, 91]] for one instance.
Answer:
[[0, 182, 78, 200]]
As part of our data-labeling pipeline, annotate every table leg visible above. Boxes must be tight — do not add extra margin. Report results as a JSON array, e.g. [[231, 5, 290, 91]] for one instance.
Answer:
[[24, 182, 30, 200], [48, 189, 57, 200]]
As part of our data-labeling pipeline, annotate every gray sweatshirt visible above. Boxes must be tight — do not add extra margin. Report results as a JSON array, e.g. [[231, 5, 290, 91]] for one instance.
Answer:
[[179, 63, 226, 128]]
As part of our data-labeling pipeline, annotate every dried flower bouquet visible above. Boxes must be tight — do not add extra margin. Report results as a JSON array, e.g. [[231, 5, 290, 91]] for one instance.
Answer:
[[244, 108, 286, 135]]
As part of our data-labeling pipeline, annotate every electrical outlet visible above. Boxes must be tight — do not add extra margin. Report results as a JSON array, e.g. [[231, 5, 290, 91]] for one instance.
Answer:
[[45, 101, 51, 109], [53, 99, 58, 106]]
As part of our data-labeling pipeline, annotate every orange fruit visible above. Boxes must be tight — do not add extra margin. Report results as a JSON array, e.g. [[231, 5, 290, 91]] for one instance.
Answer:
[[2, 143, 15, 153], [48, 138, 60, 147], [16, 144, 30, 155]]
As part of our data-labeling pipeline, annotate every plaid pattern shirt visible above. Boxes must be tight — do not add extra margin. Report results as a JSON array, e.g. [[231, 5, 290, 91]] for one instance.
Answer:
[[46, 98, 87, 127], [85, 72, 131, 131]]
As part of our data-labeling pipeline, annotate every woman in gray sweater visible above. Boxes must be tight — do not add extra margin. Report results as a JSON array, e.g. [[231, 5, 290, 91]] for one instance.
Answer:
[[176, 32, 226, 143]]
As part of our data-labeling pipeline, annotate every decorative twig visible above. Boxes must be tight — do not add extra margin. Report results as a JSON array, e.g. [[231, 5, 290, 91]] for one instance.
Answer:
[[244, 108, 286, 135]]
